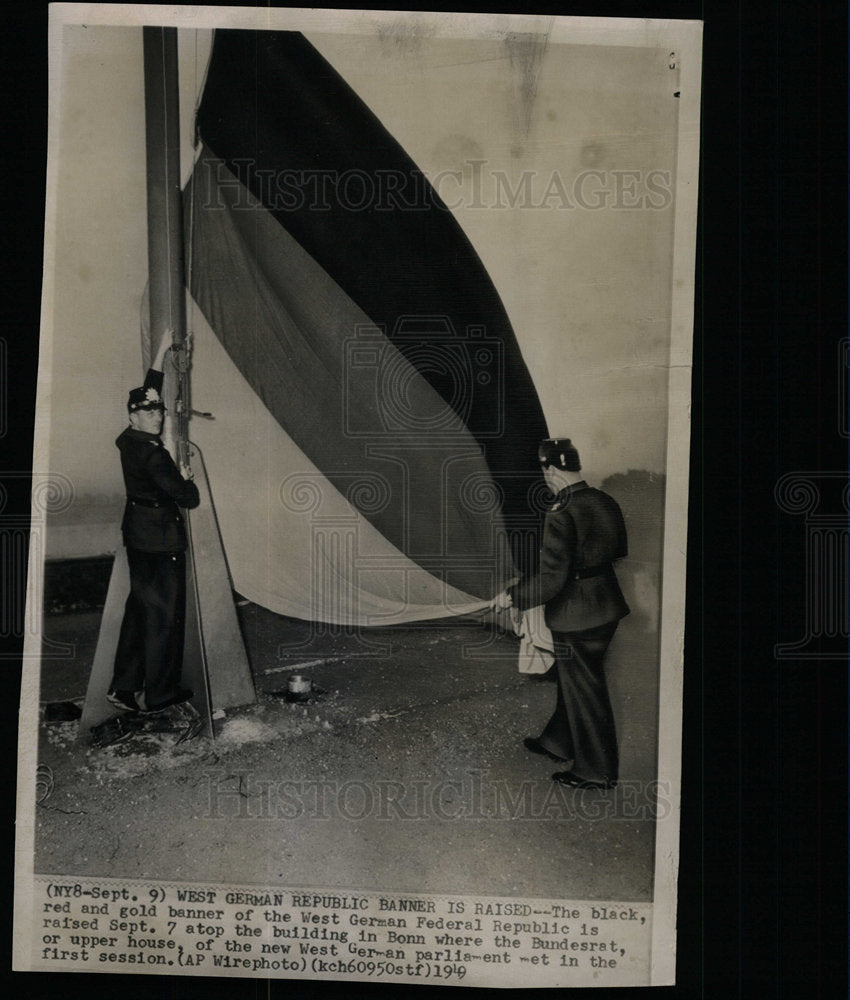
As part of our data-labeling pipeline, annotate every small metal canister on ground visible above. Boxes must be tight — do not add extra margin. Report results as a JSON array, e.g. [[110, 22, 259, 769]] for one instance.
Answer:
[[287, 673, 312, 697]]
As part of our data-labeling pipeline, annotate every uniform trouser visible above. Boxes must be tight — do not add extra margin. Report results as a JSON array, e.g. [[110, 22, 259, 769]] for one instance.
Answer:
[[537, 621, 619, 784], [111, 548, 186, 708]]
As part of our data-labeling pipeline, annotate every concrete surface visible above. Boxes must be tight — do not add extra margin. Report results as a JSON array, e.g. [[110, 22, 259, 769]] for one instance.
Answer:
[[34, 603, 662, 902]]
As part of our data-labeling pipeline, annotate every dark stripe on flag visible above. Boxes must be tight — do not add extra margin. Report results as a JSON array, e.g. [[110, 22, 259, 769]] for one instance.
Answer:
[[185, 153, 512, 598], [195, 30, 549, 569]]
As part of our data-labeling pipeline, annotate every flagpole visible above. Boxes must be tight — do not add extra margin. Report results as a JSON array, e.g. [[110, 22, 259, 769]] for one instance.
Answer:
[[142, 25, 187, 465], [79, 26, 256, 742], [141, 25, 255, 723]]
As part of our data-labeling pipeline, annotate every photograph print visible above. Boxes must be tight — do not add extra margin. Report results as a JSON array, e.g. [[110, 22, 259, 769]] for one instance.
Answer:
[[15, 5, 700, 988]]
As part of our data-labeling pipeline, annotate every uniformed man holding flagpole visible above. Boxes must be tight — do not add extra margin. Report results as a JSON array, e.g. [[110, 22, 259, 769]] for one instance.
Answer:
[[107, 333, 200, 715]]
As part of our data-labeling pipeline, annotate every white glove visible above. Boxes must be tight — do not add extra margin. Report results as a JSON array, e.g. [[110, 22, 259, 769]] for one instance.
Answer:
[[490, 590, 513, 613]]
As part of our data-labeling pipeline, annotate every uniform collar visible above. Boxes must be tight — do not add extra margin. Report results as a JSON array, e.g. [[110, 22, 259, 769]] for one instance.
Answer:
[[123, 427, 162, 443], [558, 479, 588, 496]]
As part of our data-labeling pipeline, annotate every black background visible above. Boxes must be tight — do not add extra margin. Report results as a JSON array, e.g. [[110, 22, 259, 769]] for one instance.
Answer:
[[1, 1, 846, 997]]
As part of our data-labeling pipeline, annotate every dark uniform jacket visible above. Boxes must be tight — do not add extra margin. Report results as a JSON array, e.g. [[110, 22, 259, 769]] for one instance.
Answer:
[[508, 481, 629, 633], [117, 369, 200, 553]]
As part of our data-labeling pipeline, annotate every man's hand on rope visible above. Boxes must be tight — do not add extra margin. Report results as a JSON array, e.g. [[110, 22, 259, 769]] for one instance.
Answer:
[[152, 330, 192, 373], [168, 340, 190, 374]]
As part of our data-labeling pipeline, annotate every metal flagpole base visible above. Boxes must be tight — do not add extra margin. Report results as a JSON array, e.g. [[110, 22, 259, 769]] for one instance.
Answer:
[[78, 545, 131, 739], [183, 443, 256, 718]]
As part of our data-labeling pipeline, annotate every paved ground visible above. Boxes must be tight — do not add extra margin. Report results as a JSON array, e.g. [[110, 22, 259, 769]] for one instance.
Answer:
[[34, 602, 661, 902]]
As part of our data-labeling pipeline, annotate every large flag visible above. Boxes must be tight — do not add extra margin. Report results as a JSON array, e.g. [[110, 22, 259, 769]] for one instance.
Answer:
[[182, 30, 549, 625]]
